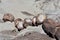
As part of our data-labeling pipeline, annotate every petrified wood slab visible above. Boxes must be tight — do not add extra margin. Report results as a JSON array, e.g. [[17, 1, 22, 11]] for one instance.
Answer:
[[42, 19, 60, 40], [13, 32, 55, 40]]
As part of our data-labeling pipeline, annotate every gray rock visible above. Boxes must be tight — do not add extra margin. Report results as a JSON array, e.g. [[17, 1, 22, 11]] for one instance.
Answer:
[[13, 32, 56, 40]]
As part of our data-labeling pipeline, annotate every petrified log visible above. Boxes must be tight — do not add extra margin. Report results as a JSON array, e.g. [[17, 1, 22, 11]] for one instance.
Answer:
[[54, 26, 60, 40], [42, 19, 60, 40], [14, 18, 24, 31]]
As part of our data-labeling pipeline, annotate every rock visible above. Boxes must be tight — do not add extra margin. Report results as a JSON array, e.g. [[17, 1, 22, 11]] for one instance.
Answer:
[[14, 18, 24, 31], [24, 18, 32, 27], [13, 32, 55, 40], [32, 16, 37, 26], [55, 26, 60, 40], [2, 13, 15, 22], [42, 19, 60, 40]]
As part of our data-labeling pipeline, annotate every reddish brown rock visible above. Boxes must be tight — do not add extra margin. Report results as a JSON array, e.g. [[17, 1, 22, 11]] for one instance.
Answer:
[[42, 19, 60, 40], [31, 14, 47, 26], [2, 13, 15, 22]]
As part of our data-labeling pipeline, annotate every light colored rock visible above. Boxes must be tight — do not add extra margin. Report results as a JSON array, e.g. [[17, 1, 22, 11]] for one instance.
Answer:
[[0, 0, 60, 40], [0, 0, 35, 19]]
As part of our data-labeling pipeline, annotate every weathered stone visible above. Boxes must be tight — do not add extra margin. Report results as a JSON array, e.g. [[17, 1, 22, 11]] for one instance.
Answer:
[[13, 32, 55, 40], [3, 13, 15, 22]]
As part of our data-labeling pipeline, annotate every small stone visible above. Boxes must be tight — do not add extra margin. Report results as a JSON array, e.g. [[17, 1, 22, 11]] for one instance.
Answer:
[[14, 18, 24, 31], [2, 13, 15, 22]]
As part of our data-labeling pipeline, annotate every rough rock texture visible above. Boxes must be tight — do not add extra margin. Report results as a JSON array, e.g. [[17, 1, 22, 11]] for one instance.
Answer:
[[0, 30, 56, 40], [0, 0, 60, 40], [0, 30, 18, 36], [13, 32, 55, 40]]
